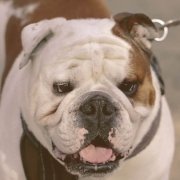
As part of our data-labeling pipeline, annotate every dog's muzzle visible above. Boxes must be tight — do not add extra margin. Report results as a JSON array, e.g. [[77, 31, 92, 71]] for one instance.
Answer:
[[51, 93, 132, 175]]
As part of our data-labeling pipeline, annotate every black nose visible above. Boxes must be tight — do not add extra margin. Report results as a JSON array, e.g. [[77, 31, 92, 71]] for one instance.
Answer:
[[80, 95, 116, 118]]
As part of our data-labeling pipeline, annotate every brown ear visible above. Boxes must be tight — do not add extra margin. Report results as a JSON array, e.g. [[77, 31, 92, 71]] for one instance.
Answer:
[[113, 13, 158, 49]]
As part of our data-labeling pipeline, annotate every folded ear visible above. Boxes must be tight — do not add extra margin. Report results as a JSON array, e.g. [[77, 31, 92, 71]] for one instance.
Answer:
[[113, 13, 158, 49], [20, 18, 66, 69]]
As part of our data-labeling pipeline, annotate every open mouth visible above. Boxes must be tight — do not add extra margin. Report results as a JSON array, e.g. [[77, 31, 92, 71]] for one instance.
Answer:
[[52, 136, 131, 175]]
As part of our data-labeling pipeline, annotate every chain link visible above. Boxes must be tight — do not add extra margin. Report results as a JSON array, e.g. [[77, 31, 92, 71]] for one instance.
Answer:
[[152, 19, 180, 42]]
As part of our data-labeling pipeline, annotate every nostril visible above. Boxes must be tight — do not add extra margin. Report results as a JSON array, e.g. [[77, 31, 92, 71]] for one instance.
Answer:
[[102, 104, 116, 116], [80, 103, 96, 115]]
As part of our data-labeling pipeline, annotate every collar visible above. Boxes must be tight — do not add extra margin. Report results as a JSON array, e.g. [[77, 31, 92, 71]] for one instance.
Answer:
[[150, 55, 165, 95], [127, 101, 162, 159]]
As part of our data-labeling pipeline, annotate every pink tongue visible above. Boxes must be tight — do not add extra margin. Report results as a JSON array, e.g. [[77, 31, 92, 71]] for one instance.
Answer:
[[79, 144, 113, 164]]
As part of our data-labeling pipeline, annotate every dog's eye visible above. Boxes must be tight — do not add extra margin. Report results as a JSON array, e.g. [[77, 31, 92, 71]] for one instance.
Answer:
[[119, 80, 138, 97], [53, 82, 73, 94]]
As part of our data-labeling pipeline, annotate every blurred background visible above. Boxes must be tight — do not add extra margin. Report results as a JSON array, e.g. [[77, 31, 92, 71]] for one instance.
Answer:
[[107, 0, 180, 179]]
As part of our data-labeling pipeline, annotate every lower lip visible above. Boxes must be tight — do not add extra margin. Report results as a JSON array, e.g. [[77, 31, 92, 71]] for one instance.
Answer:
[[64, 154, 120, 175]]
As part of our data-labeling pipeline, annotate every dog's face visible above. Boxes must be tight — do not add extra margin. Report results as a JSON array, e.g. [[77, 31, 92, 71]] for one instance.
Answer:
[[20, 15, 160, 176]]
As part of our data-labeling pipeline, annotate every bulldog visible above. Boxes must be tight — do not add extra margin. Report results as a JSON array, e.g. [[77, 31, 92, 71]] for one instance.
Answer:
[[0, 1, 174, 180]]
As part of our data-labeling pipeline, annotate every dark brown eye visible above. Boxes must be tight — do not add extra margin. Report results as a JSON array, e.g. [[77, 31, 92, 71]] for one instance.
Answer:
[[53, 82, 73, 95], [119, 80, 138, 97]]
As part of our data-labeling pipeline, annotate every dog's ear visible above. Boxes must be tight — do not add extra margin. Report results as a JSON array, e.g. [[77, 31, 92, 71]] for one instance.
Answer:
[[20, 18, 66, 69], [113, 13, 158, 49]]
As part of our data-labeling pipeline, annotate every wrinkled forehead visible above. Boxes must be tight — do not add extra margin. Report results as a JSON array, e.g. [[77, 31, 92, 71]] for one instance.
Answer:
[[33, 18, 154, 106], [42, 19, 132, 62]]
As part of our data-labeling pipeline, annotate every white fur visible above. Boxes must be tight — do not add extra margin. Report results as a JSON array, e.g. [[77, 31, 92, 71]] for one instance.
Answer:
[[0, 152, 18, 180], [79, 73, 175, 180], [0, 17, 174, 180], [80, 96, 174, 180], [19, 18, 133, 155], [0, 53, 26, 180]]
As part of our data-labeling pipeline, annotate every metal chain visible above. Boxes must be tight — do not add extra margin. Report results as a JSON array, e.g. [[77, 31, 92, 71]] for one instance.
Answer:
[[160, 19, 180, 29], [152, 19, 180, 42]]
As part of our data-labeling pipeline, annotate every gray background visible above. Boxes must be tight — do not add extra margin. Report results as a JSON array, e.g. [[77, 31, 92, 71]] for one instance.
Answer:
[[107, 0, 180, 179]]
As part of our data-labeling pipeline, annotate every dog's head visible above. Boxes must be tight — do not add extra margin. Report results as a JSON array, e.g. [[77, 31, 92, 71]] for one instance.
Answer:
[[19, 14, 161, 177]]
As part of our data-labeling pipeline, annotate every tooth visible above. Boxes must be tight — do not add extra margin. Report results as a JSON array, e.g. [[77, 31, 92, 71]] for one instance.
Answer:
[[60, 154, 66, 161], [80, 157, 85, 162], [95, 165, 98, 171], [73, 154, 78, 159], [110, 154, 116, 161], [82, 159, 87, 163]]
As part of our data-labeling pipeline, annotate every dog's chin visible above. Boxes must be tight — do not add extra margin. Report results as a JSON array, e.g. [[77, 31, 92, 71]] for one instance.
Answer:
[[52, 137, 131, 176]]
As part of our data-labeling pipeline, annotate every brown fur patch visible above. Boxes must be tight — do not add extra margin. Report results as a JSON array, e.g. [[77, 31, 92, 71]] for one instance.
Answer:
[[130, 47, 155, 106], [3, 16, 22, 86], [112, 24, 155, 106], [26, 0, 110, 21], [2, 0, 110, 86]]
